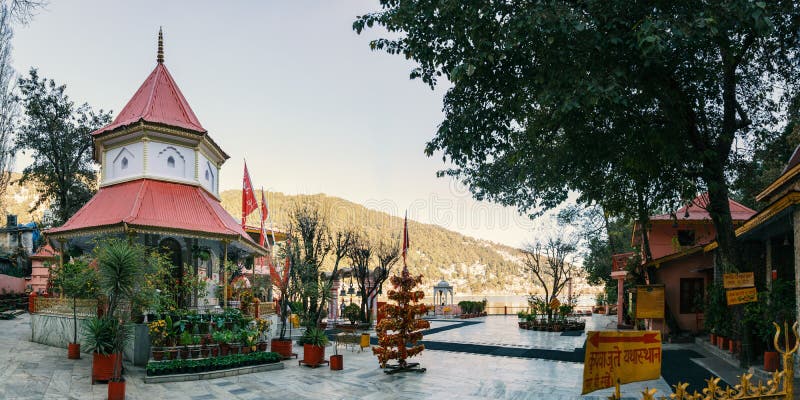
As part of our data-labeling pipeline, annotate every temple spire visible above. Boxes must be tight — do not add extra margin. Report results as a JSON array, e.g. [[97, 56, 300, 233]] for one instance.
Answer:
[[157, 27, 164, 64]]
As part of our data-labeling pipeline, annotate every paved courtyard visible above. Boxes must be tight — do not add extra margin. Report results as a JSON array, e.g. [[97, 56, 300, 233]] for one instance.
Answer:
[[0, 314, 731, 399]]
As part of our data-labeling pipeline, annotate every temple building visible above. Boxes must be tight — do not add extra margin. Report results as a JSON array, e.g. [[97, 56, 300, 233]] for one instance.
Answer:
[[45, 30, 268, 307]]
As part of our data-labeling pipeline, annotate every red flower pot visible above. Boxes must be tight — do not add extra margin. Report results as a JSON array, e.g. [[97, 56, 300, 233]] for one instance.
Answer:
[[330, 354, 343, 370], [728, 340, 736, 354], [764, 351, 779, 372], [108, 379, 125, 400], [92, 353, 121, 384], [303, 344, 325, 366], [152, 349, 164, 361], [242, 346, 251, 355], [219, 343, 229, 356], [709, 333, 716, 344], [258, 342, 268, 352], [271, 339, 293, 358], [68, 343, 81, 360]]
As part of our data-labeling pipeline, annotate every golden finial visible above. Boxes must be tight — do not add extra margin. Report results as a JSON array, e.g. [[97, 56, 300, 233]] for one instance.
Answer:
[[157, 27, 164, 64]]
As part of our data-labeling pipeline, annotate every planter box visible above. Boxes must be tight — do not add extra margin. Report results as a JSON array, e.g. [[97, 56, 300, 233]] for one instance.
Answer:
[[144, 362, 284, 384]]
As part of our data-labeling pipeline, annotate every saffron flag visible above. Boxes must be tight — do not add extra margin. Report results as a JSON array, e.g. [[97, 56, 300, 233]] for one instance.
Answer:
[[242, 162, 258, 226], [402, 211, 409, 267]]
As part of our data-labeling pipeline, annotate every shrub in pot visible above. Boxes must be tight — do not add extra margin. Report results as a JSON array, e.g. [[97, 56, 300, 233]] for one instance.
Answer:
[[50, 259, 98, 360], [83, 316, 121, 384], [301, 327, 329, 366]]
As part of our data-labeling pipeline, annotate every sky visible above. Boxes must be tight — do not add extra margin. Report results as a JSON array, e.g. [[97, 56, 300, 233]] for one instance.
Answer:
[[10, 1, 564, 248]]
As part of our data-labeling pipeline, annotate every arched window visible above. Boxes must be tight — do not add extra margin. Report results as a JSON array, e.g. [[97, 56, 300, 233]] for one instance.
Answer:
[[167, 156, 175, 168], [205, 170, 210, 180], [121, 157, 128, 170]]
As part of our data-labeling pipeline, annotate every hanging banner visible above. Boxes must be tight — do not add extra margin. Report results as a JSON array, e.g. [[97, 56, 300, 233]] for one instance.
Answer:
[[582, 331, 662, 394], [726, 287, 758, 305], [722, 272, 754, 289], [635, 285, 664, 319]]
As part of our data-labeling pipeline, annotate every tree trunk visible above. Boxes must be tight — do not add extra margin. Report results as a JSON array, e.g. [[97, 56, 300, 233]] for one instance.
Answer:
[[704, 171, 741, 272]]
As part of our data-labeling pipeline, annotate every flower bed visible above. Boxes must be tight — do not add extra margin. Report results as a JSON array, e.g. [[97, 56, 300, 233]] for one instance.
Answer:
[[146, 351, 282, 376]]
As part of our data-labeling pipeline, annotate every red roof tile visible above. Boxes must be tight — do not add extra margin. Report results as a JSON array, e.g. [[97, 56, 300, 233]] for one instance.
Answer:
[[92, 63, 205, 135], [650, 193, 756, 222], [46, 179, 258, 249]]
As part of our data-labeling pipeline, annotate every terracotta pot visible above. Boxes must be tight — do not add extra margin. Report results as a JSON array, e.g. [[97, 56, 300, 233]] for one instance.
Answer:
[[219, 343, 229, 356], [764, 351, 779, 372], [709, 333, 716, 344], [303, 344, 325, 366], [330, 354, 343, 370], [728, 340, 736, 354], [92, 353, 121, 384], [152, 349, 164, 361], [68, 343, 81, 360], [271, 339, 293, 358], [241, 346, 251, 355], [211, 347, 219, 357], [167, 349, 178, 360], [108, 379, 125, 400], [258, 342, 268, 352]]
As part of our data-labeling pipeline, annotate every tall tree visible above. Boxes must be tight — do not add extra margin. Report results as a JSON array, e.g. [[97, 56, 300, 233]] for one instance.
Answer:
[[287, 199, 332, 327], [354, 1, 800, 271], [522, 237, 580, 322], [14, 69, 111, 224], [0, 0, 44, 206]]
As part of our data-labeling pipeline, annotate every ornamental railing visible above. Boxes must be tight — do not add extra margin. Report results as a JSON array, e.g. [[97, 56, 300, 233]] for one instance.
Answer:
[[32, 297, 98, 318], [612, 322, 797, 400]]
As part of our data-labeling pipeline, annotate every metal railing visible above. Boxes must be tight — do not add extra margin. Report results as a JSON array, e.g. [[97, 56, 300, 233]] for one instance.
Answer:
[[32, 297, 98, 317]]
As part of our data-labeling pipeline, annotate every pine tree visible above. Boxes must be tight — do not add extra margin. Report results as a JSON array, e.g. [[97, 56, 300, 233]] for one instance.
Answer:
[[372, 265, 430, 373]]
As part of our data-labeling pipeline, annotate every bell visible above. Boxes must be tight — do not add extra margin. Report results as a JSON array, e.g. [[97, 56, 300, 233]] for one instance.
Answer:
[[347, 286, 355, 295], [339, 288, 346, 297]]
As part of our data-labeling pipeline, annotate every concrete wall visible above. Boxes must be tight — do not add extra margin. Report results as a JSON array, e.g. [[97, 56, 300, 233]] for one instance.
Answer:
[[0, 273, 27, 293], [648, 223, 717, 260], [30, 314, 150, 366]]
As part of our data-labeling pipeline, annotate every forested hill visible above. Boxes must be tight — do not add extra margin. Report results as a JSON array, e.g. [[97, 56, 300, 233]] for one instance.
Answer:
[[219, 190, 534, 295]]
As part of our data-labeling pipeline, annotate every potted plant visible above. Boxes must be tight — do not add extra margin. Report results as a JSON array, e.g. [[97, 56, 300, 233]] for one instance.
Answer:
[[108, 319, 133, 400], [51, 259, 98, 360], [255, 318, 271, 351], [92, 239, 145, 394], [179, 331, 193, 359], [330, 334, 343, 370], [213, 330, 229, 356], [270, 258, 295, 359], [83, 316, 120, 384], [148, 319, 167, 360], [301, 327, 329, 367], [344, 303, 361, 327]]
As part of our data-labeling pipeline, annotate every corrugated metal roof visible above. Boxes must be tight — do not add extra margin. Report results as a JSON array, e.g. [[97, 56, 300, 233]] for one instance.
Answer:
[[649, 193, 756, 222], [92, 63, 205, 136], [47, 179, 255, 245]]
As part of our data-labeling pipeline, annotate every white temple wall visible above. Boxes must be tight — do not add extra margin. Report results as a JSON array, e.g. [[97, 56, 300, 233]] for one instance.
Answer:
[[104, 142, 144, 183], [197, 152, 219, 195], [148, 141, 196, 183]]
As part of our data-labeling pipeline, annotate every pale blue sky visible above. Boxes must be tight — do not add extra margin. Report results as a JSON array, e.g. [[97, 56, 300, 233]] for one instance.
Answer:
[[11, 1, 557, 247]]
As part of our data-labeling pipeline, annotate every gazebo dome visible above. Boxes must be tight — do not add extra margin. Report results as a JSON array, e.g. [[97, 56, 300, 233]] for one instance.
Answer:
[[435, 279, 451, 288]]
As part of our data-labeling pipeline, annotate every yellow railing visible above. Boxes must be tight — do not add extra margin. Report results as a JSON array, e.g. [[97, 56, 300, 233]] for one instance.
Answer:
[[613, 322, 797, 400], [258, 302, 276, 316], [33, 297, 98, 318]]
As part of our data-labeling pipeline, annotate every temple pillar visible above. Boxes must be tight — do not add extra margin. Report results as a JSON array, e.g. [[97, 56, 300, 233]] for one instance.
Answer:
[[765, 238, 772, 289], [617, 277, 624, 327], [793, 210, 800, 336]]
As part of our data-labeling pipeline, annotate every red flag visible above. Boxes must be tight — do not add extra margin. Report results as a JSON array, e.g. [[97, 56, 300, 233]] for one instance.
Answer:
[[259, 188, 268, 247], [242, 162, 258, 226], [402, 211, 409, 268]]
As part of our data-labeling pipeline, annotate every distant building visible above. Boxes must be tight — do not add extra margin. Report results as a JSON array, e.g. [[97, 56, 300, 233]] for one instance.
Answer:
[[0, 215, 40, 276]]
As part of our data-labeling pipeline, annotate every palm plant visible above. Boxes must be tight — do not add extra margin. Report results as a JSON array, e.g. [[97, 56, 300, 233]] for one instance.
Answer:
[[96, 239, 144, 318], [83, 316, 116, 355]]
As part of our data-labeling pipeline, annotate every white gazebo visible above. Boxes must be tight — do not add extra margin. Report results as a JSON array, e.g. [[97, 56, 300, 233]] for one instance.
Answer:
[[432, 279, 454, 306]]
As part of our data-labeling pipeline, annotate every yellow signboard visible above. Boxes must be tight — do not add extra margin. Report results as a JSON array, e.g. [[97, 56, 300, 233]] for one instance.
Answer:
[[635, 285, 664, 319], [723, 272, 755, 289], [726, 287, 758, 305], [582, 331, 662, 394], [549, 298, 561, 310]]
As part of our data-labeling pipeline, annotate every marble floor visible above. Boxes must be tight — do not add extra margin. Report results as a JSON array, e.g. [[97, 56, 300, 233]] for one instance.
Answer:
[[0, 314, 688, 399]]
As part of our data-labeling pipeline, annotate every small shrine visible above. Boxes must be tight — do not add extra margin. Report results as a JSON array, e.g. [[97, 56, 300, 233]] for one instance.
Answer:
[[432, 279, 453, 306], [45, 30, 268, 308]]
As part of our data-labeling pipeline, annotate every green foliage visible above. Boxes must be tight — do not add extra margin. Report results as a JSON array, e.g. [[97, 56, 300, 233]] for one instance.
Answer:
[[353, 0, 800, 269], [145, 352, 282, 376], [343, 303, 361, 325], [299, 327, 329, 347], [705, 284, 730, 337], [82, 316, 116, 355], [94, 238, 145, 319], [13, 68, 112, 224], [458, 300, 486, 314], [49, 259, 97, 300]]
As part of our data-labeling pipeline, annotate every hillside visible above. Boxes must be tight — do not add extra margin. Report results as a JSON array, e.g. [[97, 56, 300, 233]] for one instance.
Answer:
[[219, 190, 539, 295], [0, 175, 594, 295]]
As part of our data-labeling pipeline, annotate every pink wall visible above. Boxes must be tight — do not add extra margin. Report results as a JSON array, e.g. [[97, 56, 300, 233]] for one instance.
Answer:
[[652, 251, 713, 333], [647, 223, 717, 260], [0, 274, 27, 294]]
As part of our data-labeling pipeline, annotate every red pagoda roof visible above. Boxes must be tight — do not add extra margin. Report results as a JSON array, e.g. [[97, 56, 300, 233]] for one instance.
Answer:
[[650, 193, 756, 222], [92, 62, 205, 136], [46, 179, 264, 254]]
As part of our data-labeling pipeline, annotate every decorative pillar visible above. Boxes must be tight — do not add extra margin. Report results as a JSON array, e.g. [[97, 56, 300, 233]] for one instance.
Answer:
[[793, 210, 800, 338], [222, 240, 229, 308], [617, 277, 624, 327]]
